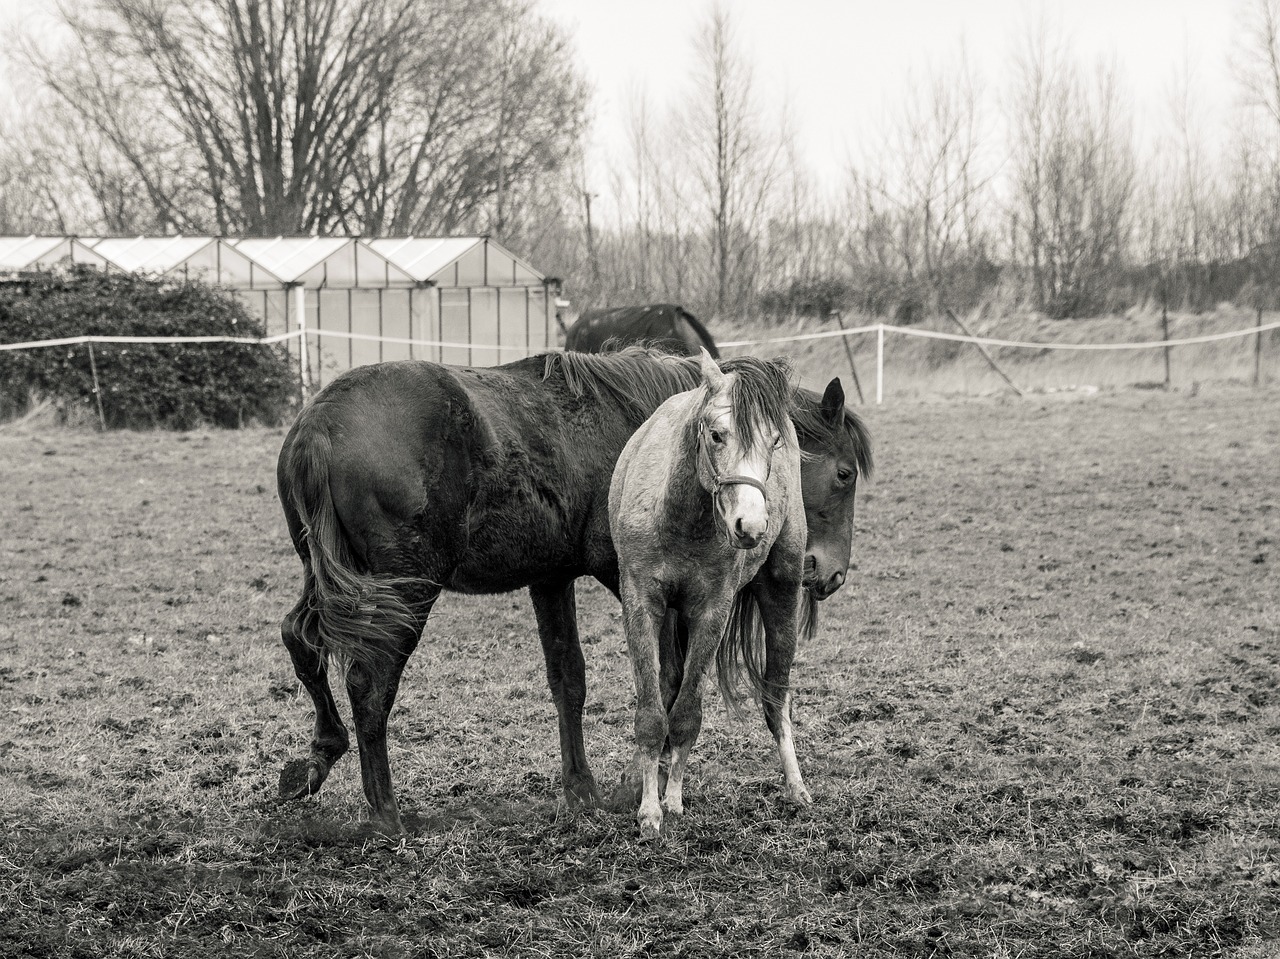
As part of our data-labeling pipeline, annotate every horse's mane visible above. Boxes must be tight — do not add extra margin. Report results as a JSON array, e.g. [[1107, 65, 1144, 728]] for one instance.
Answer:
[[713, 355, 797, 454], [791, 389, 874, 480], [543, 347, 701, 424]]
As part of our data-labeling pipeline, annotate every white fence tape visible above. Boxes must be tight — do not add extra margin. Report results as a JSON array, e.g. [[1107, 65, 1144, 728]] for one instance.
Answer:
[[6, 318, 1273, 356], [720, 319, 1280, 350], [1, 317, 1273, 405], [307, 327, 543, 353], [0, 329, 303, 351], [718, 324, 882, 348]]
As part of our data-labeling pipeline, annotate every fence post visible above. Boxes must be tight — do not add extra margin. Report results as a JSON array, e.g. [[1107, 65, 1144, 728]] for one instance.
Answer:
[[86, 342, 107, 431], [832, 310, 865, 404], [876, 323, 885, 405], [943, 307, 1023, 396], [1256, 306, 1264, 388], [1162, 300, 1171, 389], [294, 284, 312, 399]]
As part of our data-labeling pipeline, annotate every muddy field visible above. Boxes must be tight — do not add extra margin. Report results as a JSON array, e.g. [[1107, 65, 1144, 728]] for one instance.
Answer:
[[1, 383, 1278, 958]]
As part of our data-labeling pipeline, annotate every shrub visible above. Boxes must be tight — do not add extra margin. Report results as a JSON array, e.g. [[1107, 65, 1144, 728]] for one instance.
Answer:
[[758, 277, 854, 320], [0, 266, 296, 428]]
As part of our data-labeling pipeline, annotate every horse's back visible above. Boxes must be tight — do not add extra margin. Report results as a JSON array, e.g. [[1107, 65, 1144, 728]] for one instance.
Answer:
[[568, 305, 715, 358]]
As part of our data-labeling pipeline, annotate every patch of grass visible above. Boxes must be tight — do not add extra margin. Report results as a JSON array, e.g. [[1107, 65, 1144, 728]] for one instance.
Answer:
[[1, 385, 1279, 956]]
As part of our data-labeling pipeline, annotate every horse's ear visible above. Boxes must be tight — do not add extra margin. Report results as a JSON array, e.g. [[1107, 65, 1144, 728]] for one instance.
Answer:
[[821, 378, 845, 423], [698, 348, 724, 391]]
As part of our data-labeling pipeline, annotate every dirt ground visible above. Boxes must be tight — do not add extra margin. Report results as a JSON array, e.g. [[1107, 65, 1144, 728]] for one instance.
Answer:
[[1, 382, 1278, 957]]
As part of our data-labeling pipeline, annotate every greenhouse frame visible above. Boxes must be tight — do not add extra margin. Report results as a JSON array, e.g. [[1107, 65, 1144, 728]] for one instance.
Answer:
[[0, 234, 559, 390]]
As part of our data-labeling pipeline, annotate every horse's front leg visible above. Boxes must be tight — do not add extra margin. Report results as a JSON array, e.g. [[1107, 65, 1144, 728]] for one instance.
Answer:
[[614, 609, 683, 810], [753, 568, 812, 807], [620, 577, 669, 839], [661, 603, 729, 818], [530, 580, 602, 808]]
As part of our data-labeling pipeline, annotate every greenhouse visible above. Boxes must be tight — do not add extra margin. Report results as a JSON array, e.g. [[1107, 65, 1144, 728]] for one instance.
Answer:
[[0, 234, 559, 389]]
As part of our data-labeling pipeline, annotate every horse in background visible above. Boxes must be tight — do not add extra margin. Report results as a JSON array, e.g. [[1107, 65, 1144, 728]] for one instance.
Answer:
[[565, 304, 719, 358], [610, 351, 807, 838]]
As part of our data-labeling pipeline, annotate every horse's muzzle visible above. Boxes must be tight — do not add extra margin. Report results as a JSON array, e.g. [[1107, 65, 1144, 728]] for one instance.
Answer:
[[731, 521, 764, 550], [804, 557, 845, 599]]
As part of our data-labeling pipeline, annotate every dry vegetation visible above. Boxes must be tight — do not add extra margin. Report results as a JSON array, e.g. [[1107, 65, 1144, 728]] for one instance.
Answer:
[[1, 380, 1279, 957], [720, 307, 1280, 401]]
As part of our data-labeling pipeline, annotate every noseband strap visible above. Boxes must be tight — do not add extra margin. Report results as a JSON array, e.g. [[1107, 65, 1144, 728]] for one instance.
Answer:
[[712, 472, 768, 499]]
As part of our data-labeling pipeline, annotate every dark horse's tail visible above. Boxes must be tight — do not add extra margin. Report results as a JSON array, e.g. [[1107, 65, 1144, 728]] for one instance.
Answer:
[[714, 588, 818, 710], [283, 418, 421, 671]]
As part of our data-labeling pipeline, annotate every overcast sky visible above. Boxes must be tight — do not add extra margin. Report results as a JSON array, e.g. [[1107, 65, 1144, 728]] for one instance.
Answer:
[[0, 0, 1250, 201], [538, 0, 1243, 193]]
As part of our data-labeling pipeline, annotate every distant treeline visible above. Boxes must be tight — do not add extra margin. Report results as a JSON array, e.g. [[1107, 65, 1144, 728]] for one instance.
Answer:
[[4, 1, 1280, 323]]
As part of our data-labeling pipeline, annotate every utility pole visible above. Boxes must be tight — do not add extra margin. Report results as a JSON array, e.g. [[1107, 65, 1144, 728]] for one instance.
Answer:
[[584, 191, 599, 287]]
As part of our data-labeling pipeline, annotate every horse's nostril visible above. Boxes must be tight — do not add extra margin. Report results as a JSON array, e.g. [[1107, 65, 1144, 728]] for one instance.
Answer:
[[828, 570, 845, 591]]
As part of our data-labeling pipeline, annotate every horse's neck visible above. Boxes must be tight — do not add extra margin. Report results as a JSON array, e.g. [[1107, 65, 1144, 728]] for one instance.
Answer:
[[657, 410, 711, 528]]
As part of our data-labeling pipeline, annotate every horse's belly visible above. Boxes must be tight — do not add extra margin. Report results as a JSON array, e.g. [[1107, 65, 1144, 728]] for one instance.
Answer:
[[444, 552, 583, 593], [445, 505, 606, 594]]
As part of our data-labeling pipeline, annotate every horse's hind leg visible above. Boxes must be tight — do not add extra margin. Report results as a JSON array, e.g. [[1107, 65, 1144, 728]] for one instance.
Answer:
[[753, 579, 812, 806], [345, 595, 434, 834], [530, 581, 602, 808], [279, 584, 350, 800]]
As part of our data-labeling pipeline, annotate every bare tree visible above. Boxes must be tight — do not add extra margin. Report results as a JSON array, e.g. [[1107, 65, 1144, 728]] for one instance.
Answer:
[[1233, 0, 1280, 305], [357, 0, 587, 240], [867, 53, 990, 308], [681, 3, 782, 316], [1009, 21, 1135, 318], [20, 0, 586, 238], [0, 108, 70, 233], [1239, 0, 1280, 130], [624, 87, 657, 295]]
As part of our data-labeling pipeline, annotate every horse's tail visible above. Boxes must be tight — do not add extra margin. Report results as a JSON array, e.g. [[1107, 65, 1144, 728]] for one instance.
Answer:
[[676, 307, 719, 359], [284, 421, 421, 672], [716, 587, 819, 711]]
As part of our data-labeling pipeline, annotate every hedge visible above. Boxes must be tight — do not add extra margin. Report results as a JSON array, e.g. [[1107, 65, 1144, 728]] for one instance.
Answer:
[[0, 266, 296, 429]]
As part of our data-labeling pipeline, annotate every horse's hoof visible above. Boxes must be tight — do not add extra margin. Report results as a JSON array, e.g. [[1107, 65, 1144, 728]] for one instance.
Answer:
[[609, 770, 644, 812], [661, 795, 684, 817], [785, 784, 813, 807], [563, 774, 603, 809], [367, 814, 404, 836], [637, 816, 662, 840], [279, 758, 327, 800]]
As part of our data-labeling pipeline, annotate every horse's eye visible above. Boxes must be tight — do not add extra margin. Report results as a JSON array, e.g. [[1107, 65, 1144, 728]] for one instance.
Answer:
[[710, 429, 725, 445], [837, 468, 853, 483], [772, 434, 783, 450]]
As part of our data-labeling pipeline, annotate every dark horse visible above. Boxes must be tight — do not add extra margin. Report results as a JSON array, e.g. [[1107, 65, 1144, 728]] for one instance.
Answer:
[[276, 348, 871, 831], [565, 304, 719, 357]]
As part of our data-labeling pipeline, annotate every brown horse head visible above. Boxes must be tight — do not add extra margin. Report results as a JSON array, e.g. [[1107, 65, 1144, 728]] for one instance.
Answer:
[[794, 377, 873, 600]]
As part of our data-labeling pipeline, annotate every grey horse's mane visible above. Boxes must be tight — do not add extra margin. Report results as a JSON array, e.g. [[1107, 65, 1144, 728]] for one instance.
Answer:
[[708, 355, 797, 453]]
